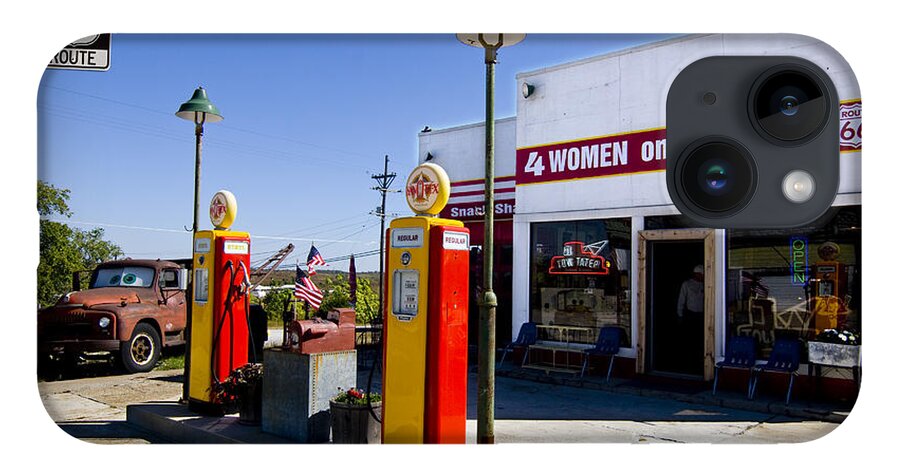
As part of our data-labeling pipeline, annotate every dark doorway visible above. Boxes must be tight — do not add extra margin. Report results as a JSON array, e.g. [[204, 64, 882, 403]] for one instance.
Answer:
[[648, 240, 705, 377]]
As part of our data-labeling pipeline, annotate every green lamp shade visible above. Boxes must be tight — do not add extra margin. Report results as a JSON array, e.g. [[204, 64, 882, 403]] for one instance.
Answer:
[[176, 87, 223, 123]]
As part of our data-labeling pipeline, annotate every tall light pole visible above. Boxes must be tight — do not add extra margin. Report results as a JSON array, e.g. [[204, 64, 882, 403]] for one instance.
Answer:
[[176, 86, 223, 402], [457, 33, 525, 444]]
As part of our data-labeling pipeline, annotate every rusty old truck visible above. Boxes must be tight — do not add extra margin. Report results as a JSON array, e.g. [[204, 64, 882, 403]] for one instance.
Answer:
[[38, 258, 190, 374]]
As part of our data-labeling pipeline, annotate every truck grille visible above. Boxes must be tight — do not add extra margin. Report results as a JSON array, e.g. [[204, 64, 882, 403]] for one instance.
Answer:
[[41, 309, 114, 340]]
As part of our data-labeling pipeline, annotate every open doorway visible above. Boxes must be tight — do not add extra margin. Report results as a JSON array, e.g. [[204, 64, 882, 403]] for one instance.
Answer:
[[648, 240, 705, 377], [637, 228, 716, 380]]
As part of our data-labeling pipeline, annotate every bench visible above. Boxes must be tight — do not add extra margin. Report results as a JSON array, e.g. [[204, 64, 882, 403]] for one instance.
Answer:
[[522, 342, 588, 375]]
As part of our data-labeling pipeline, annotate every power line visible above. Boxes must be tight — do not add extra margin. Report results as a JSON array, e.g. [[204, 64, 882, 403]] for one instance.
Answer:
[[41, 104, 366, 171], [270, 249, 380, 270], [48, 219, 377, 245], [43, 85, 374, 161]]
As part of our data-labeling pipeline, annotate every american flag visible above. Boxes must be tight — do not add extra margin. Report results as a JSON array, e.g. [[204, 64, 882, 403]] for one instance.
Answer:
[[294, 264, 323, 309], [307, 245, 326, 275]]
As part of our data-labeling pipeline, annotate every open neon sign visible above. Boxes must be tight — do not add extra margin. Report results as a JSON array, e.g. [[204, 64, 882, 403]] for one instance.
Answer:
[[791, 236, 809, 286], [548, 241, 611, 275]]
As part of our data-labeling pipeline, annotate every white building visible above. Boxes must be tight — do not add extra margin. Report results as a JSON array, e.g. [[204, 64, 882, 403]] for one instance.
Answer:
[[418, 34, 861, 398]]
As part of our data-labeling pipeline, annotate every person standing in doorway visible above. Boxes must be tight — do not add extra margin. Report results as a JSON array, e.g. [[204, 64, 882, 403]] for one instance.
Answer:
[[677, 265, 705, 323], [676, 264, 705, 373]]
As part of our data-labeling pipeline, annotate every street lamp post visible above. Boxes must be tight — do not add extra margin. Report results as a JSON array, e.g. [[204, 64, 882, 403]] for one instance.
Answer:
[[176, 86, 223, 402], [456, 33, 525, 444]]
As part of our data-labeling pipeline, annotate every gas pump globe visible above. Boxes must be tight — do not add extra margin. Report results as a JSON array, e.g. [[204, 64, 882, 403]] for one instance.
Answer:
[[188, 190, 252, 413], [382, 163, 470, 443]]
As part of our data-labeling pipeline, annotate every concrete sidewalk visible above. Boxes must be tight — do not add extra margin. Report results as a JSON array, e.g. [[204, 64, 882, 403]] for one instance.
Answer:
[[126, 361, 845, 443]]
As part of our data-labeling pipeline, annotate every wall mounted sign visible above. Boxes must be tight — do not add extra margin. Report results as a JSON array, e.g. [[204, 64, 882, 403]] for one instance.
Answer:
[[839, 99, 862, 152], [516, 128, 667, 186], [548, 241, 611, 275]]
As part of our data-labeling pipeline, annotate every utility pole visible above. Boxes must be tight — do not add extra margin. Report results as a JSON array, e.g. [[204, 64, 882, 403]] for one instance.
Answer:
[[371, 155, 397, 326]]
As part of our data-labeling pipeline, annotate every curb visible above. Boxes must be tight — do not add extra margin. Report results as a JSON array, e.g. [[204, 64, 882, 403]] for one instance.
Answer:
[[127, 404, 241, 444], [496, 367, 849, 424], [126, 403, 294, 444]]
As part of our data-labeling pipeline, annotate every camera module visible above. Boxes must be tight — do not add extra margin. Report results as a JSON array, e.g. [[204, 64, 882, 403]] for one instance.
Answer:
[[751, 66, 829, 143], [677, 139, 757, 216]]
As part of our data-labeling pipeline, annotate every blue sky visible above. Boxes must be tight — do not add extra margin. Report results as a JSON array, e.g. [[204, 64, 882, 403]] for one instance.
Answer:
[[38, 34, 674, 272]]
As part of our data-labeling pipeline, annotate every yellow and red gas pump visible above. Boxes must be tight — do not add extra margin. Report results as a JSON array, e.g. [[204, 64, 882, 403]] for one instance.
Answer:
[[382, 163, 470, 444], [188, 190, 253, 412], [810, 241, 850, 334]]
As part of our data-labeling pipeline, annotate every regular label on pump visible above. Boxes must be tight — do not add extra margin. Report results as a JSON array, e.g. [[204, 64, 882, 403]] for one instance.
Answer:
[[391, 227, 424, 248], [442, 231, 469, 250]]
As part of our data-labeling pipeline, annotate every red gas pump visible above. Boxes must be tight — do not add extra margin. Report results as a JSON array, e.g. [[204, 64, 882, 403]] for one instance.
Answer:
[[209, 236, 252, 382]]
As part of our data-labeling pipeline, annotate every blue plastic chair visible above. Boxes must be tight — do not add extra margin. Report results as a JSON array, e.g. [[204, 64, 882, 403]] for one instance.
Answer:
[[579, 326, 623, 381], [712, 336, 757, 398], [498, 323, 538, 367], [750, 337, 801, 405]]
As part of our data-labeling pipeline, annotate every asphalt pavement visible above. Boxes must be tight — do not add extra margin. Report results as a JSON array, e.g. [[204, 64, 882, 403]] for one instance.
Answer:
[[37, 333, 844, 444], [122, 359, 840, 444]]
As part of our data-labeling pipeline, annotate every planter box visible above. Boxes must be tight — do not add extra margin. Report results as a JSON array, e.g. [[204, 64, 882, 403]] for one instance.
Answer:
[[330, 401, 381, 444], [808, 342, 861, 368]]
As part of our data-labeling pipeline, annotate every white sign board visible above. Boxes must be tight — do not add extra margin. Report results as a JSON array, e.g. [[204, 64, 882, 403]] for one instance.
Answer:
[[391, 227, 424, 248], [442, 231, 469, 250], [48, 34, 111, 71]]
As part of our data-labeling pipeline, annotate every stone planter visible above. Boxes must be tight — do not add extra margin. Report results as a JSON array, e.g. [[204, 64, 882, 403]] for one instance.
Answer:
[[329, 400, 381, 444], [807, 341, 861, 367]]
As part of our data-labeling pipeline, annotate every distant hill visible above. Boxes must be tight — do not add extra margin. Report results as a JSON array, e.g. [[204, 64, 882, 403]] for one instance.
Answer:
[[256, 268, 382, 289]]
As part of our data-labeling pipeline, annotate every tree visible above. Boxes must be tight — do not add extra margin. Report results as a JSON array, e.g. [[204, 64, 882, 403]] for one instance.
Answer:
[[315, 274, 379, 324], [259, 286, 292, 322], [38, 181, 122, 308]]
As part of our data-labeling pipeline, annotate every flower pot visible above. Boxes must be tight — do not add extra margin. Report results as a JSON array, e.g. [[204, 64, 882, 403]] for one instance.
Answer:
[[329, 400, 382, 444], [238, 381, 263, 426]]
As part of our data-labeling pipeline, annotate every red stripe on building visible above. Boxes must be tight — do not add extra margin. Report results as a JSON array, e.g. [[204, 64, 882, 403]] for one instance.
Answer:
[[516, 128, 667, 185]]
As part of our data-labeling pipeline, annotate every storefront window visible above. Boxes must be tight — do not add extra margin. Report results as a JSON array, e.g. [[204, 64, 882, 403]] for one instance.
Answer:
[[726, 206, 861, 358], [529, 218, 632, 346]]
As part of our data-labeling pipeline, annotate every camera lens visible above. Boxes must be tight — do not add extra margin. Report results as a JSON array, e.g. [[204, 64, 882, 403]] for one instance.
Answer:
[[679, 140, 756, 215], [700, 160, 731, 195], [780, 95, 799, 116], [752, 68, 828, 142]]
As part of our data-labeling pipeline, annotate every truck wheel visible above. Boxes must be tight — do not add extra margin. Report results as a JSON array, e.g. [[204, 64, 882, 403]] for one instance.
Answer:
[[121, 323, 161, 373]]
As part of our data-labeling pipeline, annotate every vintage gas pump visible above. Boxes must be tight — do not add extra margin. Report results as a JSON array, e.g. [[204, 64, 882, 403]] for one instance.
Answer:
[[810, 241, 850, 334], [188, 190, 253, 412], [382, 163, 470, 444]]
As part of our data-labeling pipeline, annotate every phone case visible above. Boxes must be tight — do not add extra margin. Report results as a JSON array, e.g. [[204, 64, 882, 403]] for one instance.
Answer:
[[37, 33, 861, 444]]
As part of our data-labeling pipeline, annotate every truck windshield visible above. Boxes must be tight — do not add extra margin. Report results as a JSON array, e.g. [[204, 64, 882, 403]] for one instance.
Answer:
[[91, 266, 155, 288]]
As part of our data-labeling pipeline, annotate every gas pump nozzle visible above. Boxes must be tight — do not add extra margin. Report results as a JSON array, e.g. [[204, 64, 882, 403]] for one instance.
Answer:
[[238, 261, 251, 296]]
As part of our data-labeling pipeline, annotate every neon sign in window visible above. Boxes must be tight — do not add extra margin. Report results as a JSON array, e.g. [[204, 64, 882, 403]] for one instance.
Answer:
[[548, 241, 611, 276], [790, 236, 809, 286]]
